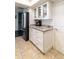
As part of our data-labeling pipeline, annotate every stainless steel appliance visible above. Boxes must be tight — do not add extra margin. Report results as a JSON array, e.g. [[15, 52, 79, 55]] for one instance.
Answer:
[[17, 12, 29, 41]]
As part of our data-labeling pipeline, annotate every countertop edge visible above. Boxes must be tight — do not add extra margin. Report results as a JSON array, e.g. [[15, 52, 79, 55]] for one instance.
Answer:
[[29, 25, 53, 32]]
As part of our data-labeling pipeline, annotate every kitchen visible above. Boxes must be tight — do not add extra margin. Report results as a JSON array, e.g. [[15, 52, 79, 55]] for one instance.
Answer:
[[15, 0, 64, 59]]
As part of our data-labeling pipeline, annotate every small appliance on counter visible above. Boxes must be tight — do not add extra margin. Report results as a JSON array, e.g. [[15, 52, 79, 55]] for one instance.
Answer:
[[35, 19, 42, 26]]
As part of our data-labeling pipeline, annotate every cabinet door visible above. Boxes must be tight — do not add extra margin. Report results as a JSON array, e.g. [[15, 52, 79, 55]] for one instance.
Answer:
[[30, 28, 36, 43], [43, 30, 53, 53], [38, 6, 42, 18], [43, 4, 47, 18], [30, 28, 37, 43], [34, 29, 43, 51]]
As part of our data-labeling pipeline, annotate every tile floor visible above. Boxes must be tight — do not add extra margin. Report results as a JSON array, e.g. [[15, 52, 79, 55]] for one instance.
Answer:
[[15, 36, 64, 59]]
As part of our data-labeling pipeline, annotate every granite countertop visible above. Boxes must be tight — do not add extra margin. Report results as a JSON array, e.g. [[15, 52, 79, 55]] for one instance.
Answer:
[[30, 24, 53, 32]]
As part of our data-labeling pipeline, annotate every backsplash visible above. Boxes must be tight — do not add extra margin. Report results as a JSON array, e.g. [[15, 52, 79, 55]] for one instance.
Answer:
[[42, 19, 54, 26], [42, 19, 64, 32]]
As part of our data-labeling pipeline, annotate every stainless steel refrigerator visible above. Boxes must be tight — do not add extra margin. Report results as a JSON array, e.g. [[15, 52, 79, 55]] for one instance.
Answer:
[[18, 12, 29, 41]]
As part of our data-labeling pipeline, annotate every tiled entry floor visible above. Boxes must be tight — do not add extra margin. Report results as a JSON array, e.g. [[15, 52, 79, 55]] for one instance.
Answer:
[[15, 36, 64, 59]]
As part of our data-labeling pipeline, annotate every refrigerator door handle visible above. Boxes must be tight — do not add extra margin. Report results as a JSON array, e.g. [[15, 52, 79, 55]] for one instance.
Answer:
[[22, 13, 24, 28]]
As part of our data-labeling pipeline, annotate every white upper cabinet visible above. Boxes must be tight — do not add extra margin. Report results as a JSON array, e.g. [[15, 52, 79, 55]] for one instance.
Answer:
[[43, 4, 47, 18], [38, 6, 42, 18], [33, 1, 53, 19]]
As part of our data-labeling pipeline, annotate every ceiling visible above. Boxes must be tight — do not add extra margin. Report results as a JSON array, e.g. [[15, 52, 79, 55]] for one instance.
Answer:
[[15, 0, 64, 8], [15, 2, 29, 9], [15, 0, 40, 6]]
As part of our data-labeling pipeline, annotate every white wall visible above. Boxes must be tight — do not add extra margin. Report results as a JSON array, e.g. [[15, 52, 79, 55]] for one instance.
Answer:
[[53, 1, 64, 54], [53, 1, 64, 32]]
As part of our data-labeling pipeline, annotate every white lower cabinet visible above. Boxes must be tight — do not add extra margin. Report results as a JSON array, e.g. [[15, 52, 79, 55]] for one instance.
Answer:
[[30, 28, 53, 53]]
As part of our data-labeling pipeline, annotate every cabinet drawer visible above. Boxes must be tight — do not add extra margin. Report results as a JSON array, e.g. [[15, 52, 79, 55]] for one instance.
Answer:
[[35, 39, 43, 51]]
